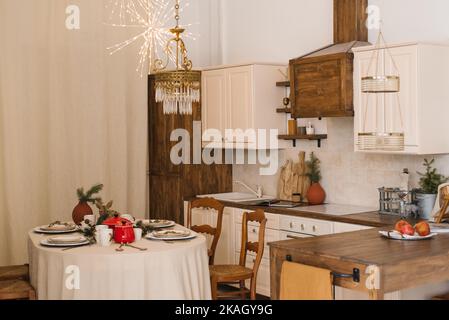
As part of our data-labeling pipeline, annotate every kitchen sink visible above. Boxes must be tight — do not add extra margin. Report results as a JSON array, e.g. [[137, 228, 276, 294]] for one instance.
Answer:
[[197, 192, 275, 203]]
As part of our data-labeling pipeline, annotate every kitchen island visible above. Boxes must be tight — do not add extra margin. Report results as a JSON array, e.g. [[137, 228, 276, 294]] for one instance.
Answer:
[[269, 228, 449, 300]]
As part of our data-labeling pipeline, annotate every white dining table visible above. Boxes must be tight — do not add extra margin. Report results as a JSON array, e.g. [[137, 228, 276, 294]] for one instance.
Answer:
[[28, 226, 212, 300]]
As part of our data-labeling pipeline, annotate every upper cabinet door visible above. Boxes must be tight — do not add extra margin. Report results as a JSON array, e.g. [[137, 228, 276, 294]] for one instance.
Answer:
[[384, 45, 418, 147], [354, 50, 385, 139], [202, 69, 226, 142], [226, 66, 254, 135]]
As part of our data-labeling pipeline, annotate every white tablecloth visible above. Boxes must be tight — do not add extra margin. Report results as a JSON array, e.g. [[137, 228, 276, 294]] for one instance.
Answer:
[[28, 227, 211, 300]]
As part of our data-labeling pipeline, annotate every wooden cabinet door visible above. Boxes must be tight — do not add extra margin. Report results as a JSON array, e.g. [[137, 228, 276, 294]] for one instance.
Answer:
[[149, 174, 182, 222], [202, 69, 226, 142], [226, 66, 254, 142], [384, 45, 418, 147]]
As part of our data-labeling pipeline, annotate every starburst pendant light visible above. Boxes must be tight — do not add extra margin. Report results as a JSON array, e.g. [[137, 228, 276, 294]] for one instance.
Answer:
[[153, 0, 200, 115]]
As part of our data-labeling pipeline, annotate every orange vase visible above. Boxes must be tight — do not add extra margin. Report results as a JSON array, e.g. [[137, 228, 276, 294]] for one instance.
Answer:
[[72, 201, 93, 225], [307, 183, 326, 205]]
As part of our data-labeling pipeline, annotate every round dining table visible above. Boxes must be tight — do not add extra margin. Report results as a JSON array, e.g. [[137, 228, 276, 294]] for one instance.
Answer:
[[28, 226, 212, 300]]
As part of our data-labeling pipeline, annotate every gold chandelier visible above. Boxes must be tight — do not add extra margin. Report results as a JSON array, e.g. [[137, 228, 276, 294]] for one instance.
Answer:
[[153, 0, 200, 115]]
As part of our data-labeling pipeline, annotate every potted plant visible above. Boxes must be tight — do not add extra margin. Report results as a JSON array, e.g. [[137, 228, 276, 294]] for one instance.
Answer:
[[306, 152, 326, 205], [72, 184, 103, 225], [416, 159, 448, 220]]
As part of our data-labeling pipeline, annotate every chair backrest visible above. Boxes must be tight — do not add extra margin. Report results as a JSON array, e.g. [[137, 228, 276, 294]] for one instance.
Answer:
[[238, 209, 267, 276], [187, 198, 225, 265]]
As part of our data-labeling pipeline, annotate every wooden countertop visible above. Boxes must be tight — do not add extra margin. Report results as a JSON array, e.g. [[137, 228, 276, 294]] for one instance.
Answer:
[[269, 228, 449, 299], [185, 197, 401, 228]]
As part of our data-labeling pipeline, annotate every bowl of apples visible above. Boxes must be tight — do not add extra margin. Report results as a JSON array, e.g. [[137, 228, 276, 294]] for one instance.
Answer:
[[379, 220, 437, 241]]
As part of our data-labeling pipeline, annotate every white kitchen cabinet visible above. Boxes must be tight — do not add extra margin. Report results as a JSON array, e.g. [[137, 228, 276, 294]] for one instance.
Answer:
[[353, 42, 449, 155], [280, 215, 334, 236], [235, 253, 272, 297], [183, 202, 234, 265], [201, 64, 288, 149]]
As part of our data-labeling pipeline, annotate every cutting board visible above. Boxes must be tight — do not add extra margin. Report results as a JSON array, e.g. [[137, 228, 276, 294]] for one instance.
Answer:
[[278, 151, 310, 201]]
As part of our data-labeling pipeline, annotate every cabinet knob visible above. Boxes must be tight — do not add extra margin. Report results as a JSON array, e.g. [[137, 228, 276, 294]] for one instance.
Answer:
[[252, 228, 257, 234], [313, 225, 317, 232], [301, 224, 305, 231], [289, 222, 293, 229]]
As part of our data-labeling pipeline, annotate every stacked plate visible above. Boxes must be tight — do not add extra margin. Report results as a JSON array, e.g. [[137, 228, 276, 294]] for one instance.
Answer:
[[34, 223, 78, 234], [148, 219, 175, 229], [40, 235, 90, 247], [146, 229, 196, 241]]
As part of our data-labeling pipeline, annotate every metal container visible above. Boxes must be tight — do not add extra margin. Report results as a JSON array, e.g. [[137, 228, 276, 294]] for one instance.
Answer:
[[378, 187, 417, 217]]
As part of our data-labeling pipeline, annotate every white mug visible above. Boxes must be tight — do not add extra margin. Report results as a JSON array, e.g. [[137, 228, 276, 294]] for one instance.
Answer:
[[133, 228, 143, 241], [95, 225, 108, 244], [99, 229, 113, 247]]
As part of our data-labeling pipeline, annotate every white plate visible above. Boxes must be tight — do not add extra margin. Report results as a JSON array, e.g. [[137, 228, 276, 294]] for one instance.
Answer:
[[47, 235, 87, 244], [146, 234, 197, 241], [40, 239, 90, 247], [148, 220, 176, 229], [379, 230, 437, 241], [34, 225, 79, 234]]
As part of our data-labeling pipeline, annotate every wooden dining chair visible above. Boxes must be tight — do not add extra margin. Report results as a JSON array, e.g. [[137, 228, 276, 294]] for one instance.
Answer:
[[0, 264, 36, 300], [209, 209, 267, 300], [0, 264, 30, 281], [187, 198, 225, 265], [0, 280, 36, 300]]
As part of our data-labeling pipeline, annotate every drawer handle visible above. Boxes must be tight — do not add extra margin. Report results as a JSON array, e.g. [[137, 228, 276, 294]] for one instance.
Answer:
[[301, 224, 305, 231], [313, 226, 317, 232], [289, 222, 293, 229]]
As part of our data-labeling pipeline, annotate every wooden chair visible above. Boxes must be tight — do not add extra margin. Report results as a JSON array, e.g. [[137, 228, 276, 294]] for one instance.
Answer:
[[0, 264, 30, 281], [0, 280, 36, 300], [0, 264, 36, 300], [209, 209, 267, 300], [187, 198, 225, 265]]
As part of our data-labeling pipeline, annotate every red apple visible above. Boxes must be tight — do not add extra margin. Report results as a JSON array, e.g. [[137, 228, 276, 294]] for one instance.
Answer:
[[400, 224, 416, 236], [414, 221, 431, 237], [395, 220, 411, 233]]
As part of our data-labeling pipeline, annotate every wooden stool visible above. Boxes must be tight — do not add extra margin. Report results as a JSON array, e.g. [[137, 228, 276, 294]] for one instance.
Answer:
[[0, 264, 30, 281], [432, 291, 449, 300], [0, 280, 36, 300]]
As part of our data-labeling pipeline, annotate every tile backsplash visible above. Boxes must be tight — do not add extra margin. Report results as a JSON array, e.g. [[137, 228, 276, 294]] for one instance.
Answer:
[[233, 118, 449, 208]]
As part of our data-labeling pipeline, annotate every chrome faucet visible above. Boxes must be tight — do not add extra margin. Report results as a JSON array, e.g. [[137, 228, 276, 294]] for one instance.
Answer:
[[233, 180, 263, 199]]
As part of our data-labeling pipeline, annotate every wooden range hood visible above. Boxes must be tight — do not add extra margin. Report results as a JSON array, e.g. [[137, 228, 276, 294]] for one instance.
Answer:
[[289, 0, 369, 118]]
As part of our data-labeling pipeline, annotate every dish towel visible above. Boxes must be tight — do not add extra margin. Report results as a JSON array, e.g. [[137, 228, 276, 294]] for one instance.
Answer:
[[280, 261, 333, 300]]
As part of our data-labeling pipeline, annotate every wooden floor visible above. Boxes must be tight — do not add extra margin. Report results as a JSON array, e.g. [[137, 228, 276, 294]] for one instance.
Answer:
[[218, 285, 270, 300]]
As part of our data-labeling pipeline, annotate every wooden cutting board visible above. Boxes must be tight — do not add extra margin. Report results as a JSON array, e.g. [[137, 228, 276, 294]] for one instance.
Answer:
[[278, 151, 310, 201]]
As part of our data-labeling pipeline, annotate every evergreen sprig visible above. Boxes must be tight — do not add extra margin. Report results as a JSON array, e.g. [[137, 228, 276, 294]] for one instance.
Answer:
[[76, 183, 104, 203], [306, 152, 322, 183], [417, 159, 448, 194]]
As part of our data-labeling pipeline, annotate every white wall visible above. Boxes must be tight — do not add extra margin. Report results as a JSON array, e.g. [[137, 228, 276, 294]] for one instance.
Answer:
[[223, 0, 449, 207], [220, 0, 333, 65], [369, 0, 449, 44]]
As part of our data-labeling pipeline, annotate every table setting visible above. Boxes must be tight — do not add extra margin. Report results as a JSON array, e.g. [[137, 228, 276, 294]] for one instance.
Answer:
[[28, 184, 211, 300]]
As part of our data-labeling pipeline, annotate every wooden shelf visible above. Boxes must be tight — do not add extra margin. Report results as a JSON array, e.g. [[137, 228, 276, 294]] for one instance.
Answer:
[[276, 108, 292, 114], [276, 81, 291, 87], [278, 134, 327, 148]]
